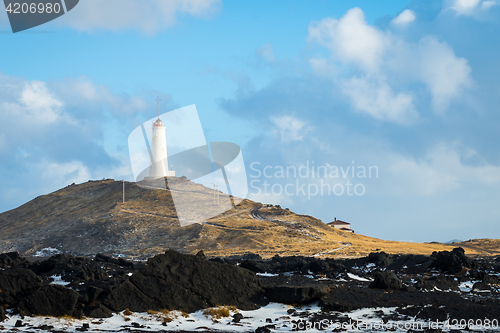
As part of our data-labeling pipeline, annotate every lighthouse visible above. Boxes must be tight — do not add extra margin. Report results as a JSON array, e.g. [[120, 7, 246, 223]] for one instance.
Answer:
[[148, 97, 175, 178]]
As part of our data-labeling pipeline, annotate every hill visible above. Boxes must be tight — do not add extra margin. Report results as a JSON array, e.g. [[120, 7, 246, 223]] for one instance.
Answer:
[[0, 178, 498, 258]]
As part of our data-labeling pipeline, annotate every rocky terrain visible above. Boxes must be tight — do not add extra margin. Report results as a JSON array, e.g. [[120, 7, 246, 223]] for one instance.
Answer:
[[1, 247, 499, 332], [1, 178, 500, 331], [0, 178, 498, 259]]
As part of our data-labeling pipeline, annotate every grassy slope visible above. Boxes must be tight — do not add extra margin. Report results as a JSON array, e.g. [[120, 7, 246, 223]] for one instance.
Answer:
[[0, 179, 497, 258]]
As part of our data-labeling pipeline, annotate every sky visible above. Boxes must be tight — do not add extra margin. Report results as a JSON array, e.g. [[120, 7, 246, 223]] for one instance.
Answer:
[[0, 0, 499, 242]]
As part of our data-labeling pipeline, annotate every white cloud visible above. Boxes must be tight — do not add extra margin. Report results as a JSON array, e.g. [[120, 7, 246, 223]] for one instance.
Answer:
[[451, 0, 481, 14], [342, 76, 417, 125], [308, 8, 473, 121], [1, 155, 134, 212], [0, 76, 71, 144], [0, 74, 151, 150], [270, 115, 311, 143], [389, 148, 460, 195], [392, 9, 416, 25], [443, 0, 497, 16], [19, 81, 64, 125], [415, 38, 472, 111], [0, 159, 90, 209], [51, 78, 150, 116], [308, 58, 336, 77], [481, 1, 497, 9], [308, 8, 387, 72], [0, 71, 153, 212], [256, 44, 276, 62], [54, 0, 221, 34], [388, 144, 500, 195], [41, 160, 92, 188]]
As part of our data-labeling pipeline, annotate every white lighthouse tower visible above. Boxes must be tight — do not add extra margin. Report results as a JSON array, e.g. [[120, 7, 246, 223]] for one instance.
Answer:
[[148, 97, 175, 178]]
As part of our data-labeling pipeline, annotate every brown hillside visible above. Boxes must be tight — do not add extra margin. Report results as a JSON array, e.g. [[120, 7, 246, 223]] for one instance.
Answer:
[[0, 178, 497, 258]]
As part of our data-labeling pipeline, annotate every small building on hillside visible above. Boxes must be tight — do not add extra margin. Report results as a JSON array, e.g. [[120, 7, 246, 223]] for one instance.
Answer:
[[327, 217, 354, 233]]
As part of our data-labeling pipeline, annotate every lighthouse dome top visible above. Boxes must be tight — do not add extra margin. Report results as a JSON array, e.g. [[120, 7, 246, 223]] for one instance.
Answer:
[[153, 118, 163, 127]]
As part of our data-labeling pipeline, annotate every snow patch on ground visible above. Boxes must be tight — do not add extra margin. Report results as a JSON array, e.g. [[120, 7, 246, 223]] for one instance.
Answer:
[[347, 272, 373, 282], [256, 272, 279, 277], [0, 303, 298, 332], [49, 275, 70, 286], [34, 247, 61, 257], [0, 302, 497, 332], [459, 280, 478, 292]]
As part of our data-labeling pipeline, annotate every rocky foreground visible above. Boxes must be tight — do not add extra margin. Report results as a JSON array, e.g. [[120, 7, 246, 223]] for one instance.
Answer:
[[1, 248, 500, 331]]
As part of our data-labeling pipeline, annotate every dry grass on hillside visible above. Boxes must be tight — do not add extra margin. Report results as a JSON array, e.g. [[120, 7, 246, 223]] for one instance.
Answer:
[[0, 178, 498, 258]]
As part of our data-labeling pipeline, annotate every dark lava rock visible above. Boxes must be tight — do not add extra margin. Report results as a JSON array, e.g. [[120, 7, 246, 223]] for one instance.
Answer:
[[255, 325, 272, 333], [469, 270, 500, 285], [472, 281, 491, 291], [87, 304, 112, 318], [232, 313, 243, 323], [240, 259, 268, 273], [431, 247, 471, 274], [368, 251, 393, 268], [483, 274, 500, 285], [2, 248, 499, 323], [264, 285, 329, 303], [240, 255, 340, 276], [17, 285, 79, 317], [72, 307, 84, 319], [241, 253, 262, 260], [369, 271, 402, 290], [95, 253, 135, 268], [209, 257, 226, 264], [102, 276, 162, 312], [87, 286, 103, 302], [403, 285, 418, 292], [0, 268, 42, 305], [31, 254, 110, 284], [0, 305, 6, 322], [398, 305, 448, 322], [274, 256, 312, 273], [15, 319, 23, 327], [386, 254, 433, 274], [321, 286, 500, 320], [416, 275, 459, 291], [320, 287, 399, 312], [0, 252, 27, 269], [301, 259, 330, 274], [38, 324, 54, 330], [101, 249, 262, 313], [417, 306, 447, 322]]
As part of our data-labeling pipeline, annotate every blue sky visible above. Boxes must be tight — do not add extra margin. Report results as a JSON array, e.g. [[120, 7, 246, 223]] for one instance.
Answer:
[[1, 0, 499, 242]]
